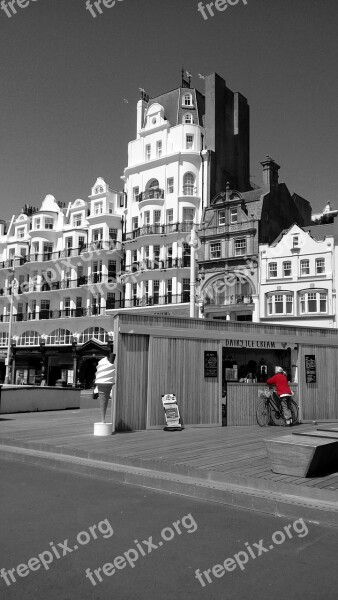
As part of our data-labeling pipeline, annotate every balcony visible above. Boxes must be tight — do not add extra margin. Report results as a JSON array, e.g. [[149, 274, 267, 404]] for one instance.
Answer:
[[124, 221, 194, 241], [123, 257, 192, 274], [122, 293, 190, 308], [136, 188, 164, 202]]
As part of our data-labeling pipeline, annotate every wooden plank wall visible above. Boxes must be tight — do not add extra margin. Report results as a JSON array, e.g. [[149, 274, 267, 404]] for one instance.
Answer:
[[147, 337, 220, 427], [227, 383, 299, 426], [115, 333, 149, 431], [298, 345, 338, 420]]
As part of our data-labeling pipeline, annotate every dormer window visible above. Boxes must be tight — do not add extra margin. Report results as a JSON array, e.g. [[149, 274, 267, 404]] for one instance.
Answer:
[[17, 227, 25, 239], [183, 93, 193, 107], [218, 210, 226, 226], [73, 213, 82, 227], [293, 236, 299, 248], [183, 114, 193, 124], [230, 207, 238, 223], [95, 185, 104, 195]]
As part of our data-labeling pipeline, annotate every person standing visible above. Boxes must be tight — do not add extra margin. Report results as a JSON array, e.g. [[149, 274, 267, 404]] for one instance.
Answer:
[[94, 355, 115, 423], [267, 366, 293, 425]]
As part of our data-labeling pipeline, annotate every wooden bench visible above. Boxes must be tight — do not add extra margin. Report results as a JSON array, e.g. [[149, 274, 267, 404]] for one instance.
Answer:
[[265, 429, 338, 477]]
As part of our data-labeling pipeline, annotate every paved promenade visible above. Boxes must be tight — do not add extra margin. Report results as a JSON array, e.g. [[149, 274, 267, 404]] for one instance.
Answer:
[[1, 408, 338, 526]]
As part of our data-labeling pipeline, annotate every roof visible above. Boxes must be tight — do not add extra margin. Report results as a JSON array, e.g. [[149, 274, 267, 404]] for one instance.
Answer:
[[305, 223, 338, 242]]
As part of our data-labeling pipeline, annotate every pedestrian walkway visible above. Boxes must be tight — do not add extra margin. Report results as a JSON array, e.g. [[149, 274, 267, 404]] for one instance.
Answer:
[[1, 409, 338, 526]]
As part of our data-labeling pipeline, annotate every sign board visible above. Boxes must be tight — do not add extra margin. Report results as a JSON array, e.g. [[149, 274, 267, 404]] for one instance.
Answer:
[[223, 338, 292, 350], [305, 355, 316, 383], [204, 351, 218, 378], [162, 394, 182, 430]]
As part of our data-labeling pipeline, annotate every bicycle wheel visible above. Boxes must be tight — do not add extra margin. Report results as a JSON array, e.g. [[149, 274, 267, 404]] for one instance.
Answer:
[[290, 399, 299, 425], [270, 406, 286, 426], [256, 399, 270, 426]]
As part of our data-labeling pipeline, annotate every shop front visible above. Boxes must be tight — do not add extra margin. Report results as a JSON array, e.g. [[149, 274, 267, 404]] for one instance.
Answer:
[[110, 313, 338, 430]]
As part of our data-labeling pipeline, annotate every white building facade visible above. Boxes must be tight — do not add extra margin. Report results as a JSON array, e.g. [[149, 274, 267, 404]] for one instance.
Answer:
[[0, 178, 124, 386], [259, 224, 336, 328]]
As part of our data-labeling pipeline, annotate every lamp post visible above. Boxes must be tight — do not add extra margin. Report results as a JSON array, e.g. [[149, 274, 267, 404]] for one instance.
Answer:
[[4, 265, 16, 384]]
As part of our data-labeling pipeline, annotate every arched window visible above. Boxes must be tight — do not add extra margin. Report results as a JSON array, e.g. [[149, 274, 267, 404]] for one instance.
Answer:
[[79, 327, 108, 344], [183, 113, 193, 124], [183, 172, 196, 196], [46, 329, 72, 345], [18, 331, 40, 346], [146, 179, 159, 190]]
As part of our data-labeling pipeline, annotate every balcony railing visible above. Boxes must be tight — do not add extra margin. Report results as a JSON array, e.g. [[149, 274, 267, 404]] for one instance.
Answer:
[[123, 257, 191, 274], [125, 221, 194, 241], [0, 241, 122, 269], [122, 293, 190, 308], [205, 294, 253, 306], [136, 188, 164, 202], [0, 274, 120, 296]]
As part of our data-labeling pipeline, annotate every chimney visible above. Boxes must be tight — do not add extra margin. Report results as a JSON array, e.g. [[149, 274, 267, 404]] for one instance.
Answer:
[[261, 156, 280, 189], [137, 90, 149, 138]]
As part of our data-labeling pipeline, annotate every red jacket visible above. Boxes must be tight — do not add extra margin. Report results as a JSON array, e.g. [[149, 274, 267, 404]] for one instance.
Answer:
[[266, 373, 292, 396]]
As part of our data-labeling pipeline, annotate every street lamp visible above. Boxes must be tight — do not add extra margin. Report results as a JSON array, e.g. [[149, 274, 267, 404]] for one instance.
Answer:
[[4, 264, 17, 384]]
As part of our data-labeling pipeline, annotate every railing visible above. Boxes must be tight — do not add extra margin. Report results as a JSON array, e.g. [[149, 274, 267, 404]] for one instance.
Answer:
[[124, 222, 194, 241], [205, 295, 253, 306], [0, 241, 122, 269], [122, 293, 190, 308], [136, 188, 164, 202], [123, 257, 190, 273], [0, 274, 120, 296]]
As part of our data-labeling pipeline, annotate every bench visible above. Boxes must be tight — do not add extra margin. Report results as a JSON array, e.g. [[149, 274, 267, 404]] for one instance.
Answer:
[[265, 429, 338, 477]]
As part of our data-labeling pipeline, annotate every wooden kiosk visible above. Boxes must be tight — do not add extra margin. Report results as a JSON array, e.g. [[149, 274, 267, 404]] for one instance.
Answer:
[[111, 313, 338, 431]]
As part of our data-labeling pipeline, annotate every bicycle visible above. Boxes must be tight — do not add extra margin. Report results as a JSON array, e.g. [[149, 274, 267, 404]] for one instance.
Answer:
[[256, 387, 299, 427]]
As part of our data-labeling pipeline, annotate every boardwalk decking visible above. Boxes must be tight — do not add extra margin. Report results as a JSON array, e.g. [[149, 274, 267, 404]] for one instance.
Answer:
[[1, 409, 338, 504]]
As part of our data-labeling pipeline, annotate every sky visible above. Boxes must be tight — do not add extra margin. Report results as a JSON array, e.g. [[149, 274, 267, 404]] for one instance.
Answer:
[[0, 0, 337, 222]]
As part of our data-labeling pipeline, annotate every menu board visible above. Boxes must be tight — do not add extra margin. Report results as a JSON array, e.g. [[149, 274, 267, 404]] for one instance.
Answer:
[[305, 355, 316, 383], [204, 351, 218, 378]]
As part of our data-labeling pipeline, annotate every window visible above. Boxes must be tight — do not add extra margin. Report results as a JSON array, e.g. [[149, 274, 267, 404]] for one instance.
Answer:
[[210, 242, 221, 259], [108, 260, 116, 281], [145, 246, 150, 260], [153, 246, 160, 268], [315, 258, 325, 274], [183, 207, 194, 223], [17, 227, 25, 239], [267, 293, 294, 316], [283, 261, 292, 277], [133, 186, 140, 201], [218, 210, 226, 226], [132, 217, 138, 231], [183, 172, 195, 195], [186, 134, 194, 150], [132, 249, 138, 263], [182, 278, 190, 302], [93, 228, 103, 242], [79, 327, 108, 344], [166, 209, 173, 224], [145, 144, 151, 161], [234, 238, 246, 256], [299, 290, 328, 314], [144, 281, 149, 301], [166, 279, 172, 303], [167, 245, 173, 267], [106, 293, 115, 309], [18, 331, 40, 346], [109, 228, 117, 240], [66, 237, 73, 249], [183, 94, 193, 107], [40, 300, 50, 320], [45, 218, 53, 229], [0, 332, 9, 346], [293, 236, 299, 248], [109, 202, 114, 214], [153, 210, 161, 232], [43, 243, 53, 260], [132, 284, 138, 305], [183, 113, 193, 124], [47, 329, 72, 345], [167, 178, 174, 194], [268, 262, 277, 278], [148, 178, 159, 190], [183, 243, 190, 267], [79, 236, 85, 249], [153, 280, 160, 303], [230, 208, 238, 224], [73, 213, 82, 227], [144, 211, 150, 226], [156, 141, 162, 158], [34, 218, 40, 230], [94, 201, 103, 216], [300, 260, 310, 276], [64, 297, 71, 317]]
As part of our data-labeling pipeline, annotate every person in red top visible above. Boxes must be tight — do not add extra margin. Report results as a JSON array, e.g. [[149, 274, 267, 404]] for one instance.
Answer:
[[266, 366, 293, 425]]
